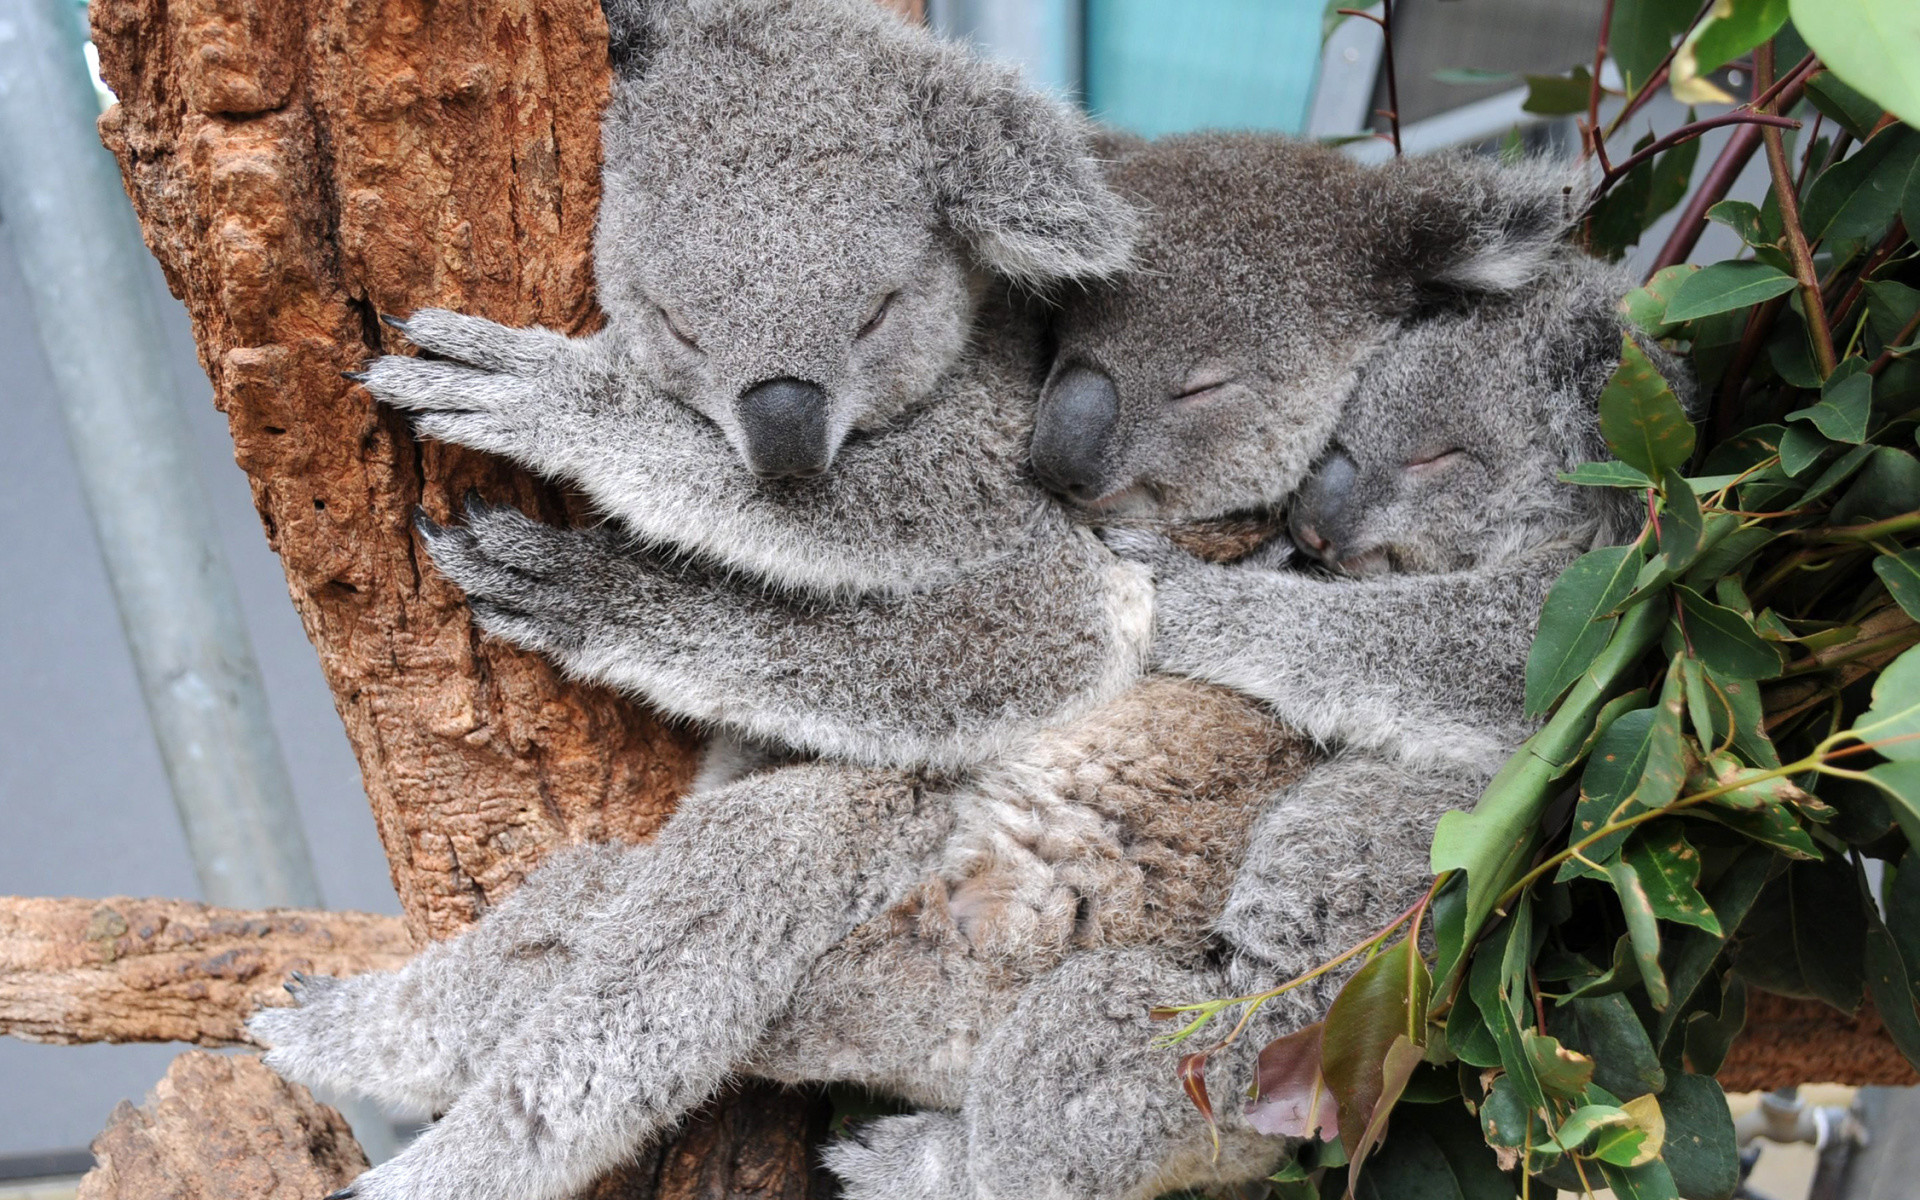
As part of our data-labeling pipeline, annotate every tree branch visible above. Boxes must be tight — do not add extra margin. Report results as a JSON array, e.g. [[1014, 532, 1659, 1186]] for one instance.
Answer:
[[1756, 44, 1839, 378], [0, 896, 411, 1046]]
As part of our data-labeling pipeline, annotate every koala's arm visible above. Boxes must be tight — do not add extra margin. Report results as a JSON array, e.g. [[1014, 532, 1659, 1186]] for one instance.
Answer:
[[1150, 548, 1570, 770], [420, 503, 1151, 770], [294, 760, 955, 1200], [361, 309, 1045, 594]]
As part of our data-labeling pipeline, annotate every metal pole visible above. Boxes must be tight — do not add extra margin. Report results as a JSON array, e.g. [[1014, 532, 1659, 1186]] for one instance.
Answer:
[[0, 0, 321, 911]]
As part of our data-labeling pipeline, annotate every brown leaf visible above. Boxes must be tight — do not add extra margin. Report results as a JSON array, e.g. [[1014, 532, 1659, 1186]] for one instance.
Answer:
[[1245, 1022, 1339, 1140], [1178, 1050, 1218, 1153], [1347, 1034, 1425, 1197], [1320, 937, 1432, 1156]]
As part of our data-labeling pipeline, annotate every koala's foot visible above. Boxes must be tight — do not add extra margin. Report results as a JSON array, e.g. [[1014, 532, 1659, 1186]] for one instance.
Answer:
[[822, 1111, 972, 1200], [357, 309, 581, 461], [249, 971, 462, 1119], [414, 500, 631, 658]]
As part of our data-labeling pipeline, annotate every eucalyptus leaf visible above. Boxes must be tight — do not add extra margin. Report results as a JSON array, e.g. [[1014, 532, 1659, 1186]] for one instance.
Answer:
[[1786, 371, 1874, 444], [1600, 336, 1697, 476], [1675, 586, 1785, 680], [1804, 69, 1889, 140], [1873, 552, 1920, 622], [1564, 461, 1657, 489], [1662, 261, 1798, 323], [1658, 1075, 1739, 1200], [1625, 830, 1722, 935], [1732, 857, 1867, 1014], [1791, 0, 1920, 128], [1550, 992, 1668, 1101], [1778, 423, 1835, 476], [1608, 857, 1673, 1008], [1804, 126, 1920, 241], [1851, 644, 1920, 761], [1523, 65, 1596, 115], [1525, 543, 1643, 717]]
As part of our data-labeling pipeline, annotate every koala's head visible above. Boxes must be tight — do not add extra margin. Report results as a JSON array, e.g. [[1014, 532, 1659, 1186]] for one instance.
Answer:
[[593, 0, 1136, 479], [1032, 140, 1579, 519], [1288, 250, 1652, 576]]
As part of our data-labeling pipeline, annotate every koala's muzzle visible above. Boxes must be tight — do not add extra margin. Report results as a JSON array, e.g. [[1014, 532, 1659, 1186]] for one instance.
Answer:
[[1290, 448, 1356, 563], [1031, 366, 1120, 503], [737, 377, 831, 479]]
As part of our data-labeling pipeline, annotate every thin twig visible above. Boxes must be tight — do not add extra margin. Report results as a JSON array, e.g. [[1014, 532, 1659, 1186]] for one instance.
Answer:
[[1595, 112, 1799, 196], [1757, 44, 1838, 378], [1587, 0, 1617, 169], [1872, 308, 1920, 377], [1603, 0, 1718, 141]]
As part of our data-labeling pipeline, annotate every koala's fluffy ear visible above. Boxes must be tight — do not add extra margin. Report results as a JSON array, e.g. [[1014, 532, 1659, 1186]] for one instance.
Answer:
[[1369, 154, 1585, 298], [918, 58, 1139, 285]]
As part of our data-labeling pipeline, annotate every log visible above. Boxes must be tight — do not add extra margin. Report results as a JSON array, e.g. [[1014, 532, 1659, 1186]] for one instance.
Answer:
[[78, 1051, 367, 1200], [0, 896, 411, 1046]]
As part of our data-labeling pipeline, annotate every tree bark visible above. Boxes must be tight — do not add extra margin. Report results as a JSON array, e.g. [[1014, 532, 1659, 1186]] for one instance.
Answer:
[[0, 896, 410, 1046], [81, 0, 946, 1191]]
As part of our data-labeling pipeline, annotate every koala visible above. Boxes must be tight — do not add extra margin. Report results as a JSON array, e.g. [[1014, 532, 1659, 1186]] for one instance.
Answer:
[[259, 121, 1640, 1200]]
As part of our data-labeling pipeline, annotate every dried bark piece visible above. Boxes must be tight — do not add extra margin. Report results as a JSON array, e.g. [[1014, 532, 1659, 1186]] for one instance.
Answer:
[[78, 1051, 368, 1200]]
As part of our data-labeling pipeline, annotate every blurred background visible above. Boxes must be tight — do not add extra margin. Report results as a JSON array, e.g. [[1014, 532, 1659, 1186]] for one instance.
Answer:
[[0, 0, 1897, 1195]]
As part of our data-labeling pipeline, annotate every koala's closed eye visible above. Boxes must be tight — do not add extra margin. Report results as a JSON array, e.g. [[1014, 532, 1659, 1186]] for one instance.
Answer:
[[1406, 448, 1466, 474], [657, 305, 702, 352], [857, 291, 900, 339], [1169, 369, 1236, 404]]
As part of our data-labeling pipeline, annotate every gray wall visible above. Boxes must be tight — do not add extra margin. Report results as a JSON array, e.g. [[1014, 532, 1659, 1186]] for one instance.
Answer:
[[0, 219, 398, 1159]]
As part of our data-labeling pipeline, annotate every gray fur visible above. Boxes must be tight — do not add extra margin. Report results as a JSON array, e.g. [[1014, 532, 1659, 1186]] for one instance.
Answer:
[[265, 10, 1651, 1191]]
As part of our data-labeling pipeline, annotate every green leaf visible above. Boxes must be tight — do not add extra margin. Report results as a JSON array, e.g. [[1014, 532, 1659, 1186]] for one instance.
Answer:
[[1679, 0, 1790, 82], [1864, 762, 1920, 852], [1664, 260, 1799, 323], [1562, 699, 1686, 877], [1861, 859, 1920, 1068], [1682, 525, 1774, 592], [1592, 139, 1661, 260], [1705, 200, 1772, 248], [1647, 135, 1702, 228], [1476, 1072, 1533, 1153], [1832, 445, 1920, 524], [1600, 1157, 1682, 1200], [1787, 371, 1874, 443], [1626, 830, 1722, 935], [1683, 976, 1749, 1079], [1865, 280, 1920, 352], [1525, 544, 1642, 718], [1470, 906, 1546, 1110], [1791, 0, 1920, 129], [1804, 126, 1920, 242], [1563, 461, 1656, 489], [1778, 422, 1835, 476], [1798, 442, 1879, 504], [1523, 65, 1595, 115], [1621, 265, 1701, 337], [1523, 1030, 1596, 1100], [1886, 849, 1920, 995], [1804, 69, 1889, 140], [1322, 937, 1431, 1158], [1608, 857, 1672, 1008], [1852, 644, 1920, 760], [1563, 934, 1645, 1000], [1539, 1103, 1636, 1155], [1659, 848, 1772, 1058], [1700, 801, 1822, 858], [1877, 552, 1920, 620], [1600, 336, 1697, 476], [1550, 992, 1668, 1101], [1733, 856, 1867, 1013], [1657, 470, 1704, 564], [1675, 585, 1786, 680], [1355, 1100, 1514, 1200], [1614, 0, 1702, 96], [1656, 1076, 1739, 1200]]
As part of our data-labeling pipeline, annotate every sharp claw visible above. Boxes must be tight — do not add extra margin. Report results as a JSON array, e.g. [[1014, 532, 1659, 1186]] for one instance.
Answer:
[[325, 1187, 358, 1200], [378, 311, 410, 333], [462, 489, 488, 521], [283, 980, 301, 997], [413, 506, 446, 541], [340, 370, 369, 384]]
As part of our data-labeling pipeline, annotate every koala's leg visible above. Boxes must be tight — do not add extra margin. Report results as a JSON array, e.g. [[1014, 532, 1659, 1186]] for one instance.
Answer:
[[1218, 753, 1487, 995], [249, 843, 634, 1118], [364, 309, 1046, 594], [328, 759, 955, 1200], [1147, 553, 1561, 772], [417, 502, 1150, 770], [825, 948, 1294, 1200]]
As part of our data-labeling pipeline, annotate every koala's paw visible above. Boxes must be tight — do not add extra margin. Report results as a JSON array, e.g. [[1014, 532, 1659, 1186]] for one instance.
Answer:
[[822, 1112, 972, 1200], [250, 972, 451, 1118], [417, 500, 636, 658], [356, 310, 570, 458]]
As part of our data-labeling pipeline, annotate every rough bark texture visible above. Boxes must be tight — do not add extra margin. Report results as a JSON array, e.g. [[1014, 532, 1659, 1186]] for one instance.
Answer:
[[78, 1051, 369, 1200], [0, 896, 410, 1046]]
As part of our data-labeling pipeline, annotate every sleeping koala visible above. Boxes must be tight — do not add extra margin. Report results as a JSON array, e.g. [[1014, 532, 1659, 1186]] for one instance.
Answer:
[[387, 135, 1577, 773], [258, 235, 1659, 1200], [259, 141, 1624, 1200]]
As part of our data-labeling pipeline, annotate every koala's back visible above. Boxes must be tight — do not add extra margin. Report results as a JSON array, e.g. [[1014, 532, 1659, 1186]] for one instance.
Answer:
[[751, 677, 1317, 1104]]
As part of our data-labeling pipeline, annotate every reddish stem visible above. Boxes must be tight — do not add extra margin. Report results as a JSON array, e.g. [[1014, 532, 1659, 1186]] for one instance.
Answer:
[[1603, 0, 1718, 140], [1757, 45, 1838, 378], [1595, 112, 1799, 196]]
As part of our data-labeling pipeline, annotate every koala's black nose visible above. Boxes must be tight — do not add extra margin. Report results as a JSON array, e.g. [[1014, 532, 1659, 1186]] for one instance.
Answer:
[[1291, 449, 1356, 563], [737, 377, 831, 479], [1031, 366, 1120, 503]]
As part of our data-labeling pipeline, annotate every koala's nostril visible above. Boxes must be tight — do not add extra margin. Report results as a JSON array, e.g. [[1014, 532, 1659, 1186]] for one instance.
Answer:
[[737, 377, 831, 480], [1032, 365, 1121, 503]]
